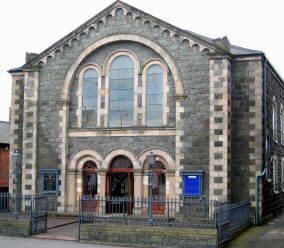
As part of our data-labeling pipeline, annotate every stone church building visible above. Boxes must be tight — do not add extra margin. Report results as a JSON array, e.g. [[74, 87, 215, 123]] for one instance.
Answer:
[[8, 1, 284, 219]]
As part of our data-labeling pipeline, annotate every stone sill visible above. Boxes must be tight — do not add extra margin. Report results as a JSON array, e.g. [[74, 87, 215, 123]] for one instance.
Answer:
[[68, 127, 176, 137]]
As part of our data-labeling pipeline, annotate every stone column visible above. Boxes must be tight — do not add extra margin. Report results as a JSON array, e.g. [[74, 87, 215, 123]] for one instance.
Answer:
[[97, 169, 107, 215], [133, 169, 143, 214], [209, 55, 232, 202], [57, 100, 69, 213], [21, 67, 40, 195], [66, 169, 77, 213]]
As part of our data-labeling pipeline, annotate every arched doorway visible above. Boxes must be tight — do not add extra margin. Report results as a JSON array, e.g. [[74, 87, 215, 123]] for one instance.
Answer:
[[151, 161, 166, 215], [106, 155, 134, 214], [82, 161, 98, 196], [82, 160, 98, 211]]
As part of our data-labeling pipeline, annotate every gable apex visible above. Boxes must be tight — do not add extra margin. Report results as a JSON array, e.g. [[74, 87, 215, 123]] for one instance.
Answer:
[[22, 1, 237, 68]]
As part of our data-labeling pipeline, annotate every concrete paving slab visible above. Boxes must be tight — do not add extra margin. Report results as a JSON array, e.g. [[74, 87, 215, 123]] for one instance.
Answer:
[[227, 211, 284, 248]]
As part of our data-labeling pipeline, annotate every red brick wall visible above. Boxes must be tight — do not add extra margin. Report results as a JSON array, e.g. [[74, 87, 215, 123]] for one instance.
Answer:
[[0, 144, 9, 188]]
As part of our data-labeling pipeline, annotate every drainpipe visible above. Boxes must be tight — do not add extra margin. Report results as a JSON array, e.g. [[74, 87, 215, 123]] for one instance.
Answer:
[[255, 56, 267, 225], [255, 168, 266, 225]]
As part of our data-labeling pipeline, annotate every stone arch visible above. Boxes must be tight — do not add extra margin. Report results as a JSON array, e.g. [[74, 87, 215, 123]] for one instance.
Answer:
[[68, 149, 103, 170], [61, 33, 184, 101], [139, 148, 175, 171], [66, 149, 103, 213], [102, 149, 140, 170]]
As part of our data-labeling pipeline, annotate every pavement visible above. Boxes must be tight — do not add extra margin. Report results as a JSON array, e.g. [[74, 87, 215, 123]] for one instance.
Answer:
[[0, 236, 127, 248], [227, 210, 284, 248], [33, 222, 79, 241]]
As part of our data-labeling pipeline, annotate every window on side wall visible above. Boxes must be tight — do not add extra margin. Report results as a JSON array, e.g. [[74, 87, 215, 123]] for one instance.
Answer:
[[273, 158, 279, 193], [282, 159, 284, 192], [281, 106, 284, 145], [272, 99, 278, 142]]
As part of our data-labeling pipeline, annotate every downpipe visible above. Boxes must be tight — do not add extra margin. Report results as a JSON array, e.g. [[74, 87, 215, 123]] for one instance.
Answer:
[[255, 168, 266, 225]]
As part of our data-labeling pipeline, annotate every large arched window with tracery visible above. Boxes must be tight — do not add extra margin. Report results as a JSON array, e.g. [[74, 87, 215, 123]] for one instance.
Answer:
[[82, 69, 98, 127], [109, 55, 134, 127], [146, 64, 164, 126]]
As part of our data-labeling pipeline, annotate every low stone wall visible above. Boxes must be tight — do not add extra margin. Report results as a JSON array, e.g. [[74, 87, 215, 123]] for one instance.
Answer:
[[0, 219, 31, 237], [80, 224, 218, 248]]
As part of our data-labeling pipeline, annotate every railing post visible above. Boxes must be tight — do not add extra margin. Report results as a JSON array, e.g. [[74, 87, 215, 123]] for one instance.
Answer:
[[148, 171, 153, 226]]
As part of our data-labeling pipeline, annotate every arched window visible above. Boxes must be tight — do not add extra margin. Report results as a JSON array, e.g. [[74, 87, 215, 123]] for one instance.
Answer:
[[82, 69, 98, 127], [146, 65, 163, 126], [109, 56, 134, 127]]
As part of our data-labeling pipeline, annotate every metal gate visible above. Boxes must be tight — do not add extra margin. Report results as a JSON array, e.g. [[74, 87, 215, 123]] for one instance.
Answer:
[[31, 195, 48, 234]]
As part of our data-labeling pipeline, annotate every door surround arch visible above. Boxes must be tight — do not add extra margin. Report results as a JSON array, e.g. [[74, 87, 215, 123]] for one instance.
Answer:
[[66, 149, 103, 213]]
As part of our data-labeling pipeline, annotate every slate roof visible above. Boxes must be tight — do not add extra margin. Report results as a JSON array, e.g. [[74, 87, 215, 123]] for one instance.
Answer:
[[0, 121, 10, 144]]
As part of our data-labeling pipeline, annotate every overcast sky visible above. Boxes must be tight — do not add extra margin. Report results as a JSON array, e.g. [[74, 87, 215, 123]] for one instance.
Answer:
[[1, 0, 283, 122]]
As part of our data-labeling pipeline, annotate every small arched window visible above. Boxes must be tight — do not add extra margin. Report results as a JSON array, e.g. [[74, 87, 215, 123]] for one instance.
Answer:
[[82, 69, 98, 128], [146, 65, 163, 126], [109, 56, 134, 127]]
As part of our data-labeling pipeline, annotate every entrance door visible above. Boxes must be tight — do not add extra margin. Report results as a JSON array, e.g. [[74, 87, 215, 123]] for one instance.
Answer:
[[151, 161, 166, 215], [106, 156, 134, 214], [82, 161, 97, 211]]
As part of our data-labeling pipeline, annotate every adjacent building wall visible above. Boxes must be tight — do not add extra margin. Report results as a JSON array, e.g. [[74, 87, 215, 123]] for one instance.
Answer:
[[263, 63, 284, 217]]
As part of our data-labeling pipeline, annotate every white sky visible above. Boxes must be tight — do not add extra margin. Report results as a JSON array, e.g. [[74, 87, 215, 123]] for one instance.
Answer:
[[0, 0, 283, 122]]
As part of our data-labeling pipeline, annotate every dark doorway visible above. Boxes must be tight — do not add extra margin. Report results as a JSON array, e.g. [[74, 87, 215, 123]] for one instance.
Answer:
[[82, 161, 97, 211], [151, 161, 166, 215], [106, 156, 134, 214]]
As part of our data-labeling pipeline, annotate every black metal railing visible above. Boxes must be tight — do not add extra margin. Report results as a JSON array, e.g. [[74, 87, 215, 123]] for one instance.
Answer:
[[79, 196, 218, 229], [216, 201, 250, 245], [0, 193, 48, 234]]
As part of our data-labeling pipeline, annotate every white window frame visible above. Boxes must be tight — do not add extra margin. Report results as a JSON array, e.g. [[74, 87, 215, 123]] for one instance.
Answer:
[[77, 63, 102, 128], [272, 97, 278, 142]]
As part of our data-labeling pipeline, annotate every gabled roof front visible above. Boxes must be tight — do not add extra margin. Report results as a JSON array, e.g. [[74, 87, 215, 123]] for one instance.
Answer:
[[9, 0, 263, 72]]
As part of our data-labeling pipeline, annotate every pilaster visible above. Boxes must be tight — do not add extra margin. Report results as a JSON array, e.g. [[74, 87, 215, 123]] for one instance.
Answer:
[[175, 95, 186, 198], [9, 73, 25, 195], [209, 55, 232, 202], [21, 68, 40, 195]]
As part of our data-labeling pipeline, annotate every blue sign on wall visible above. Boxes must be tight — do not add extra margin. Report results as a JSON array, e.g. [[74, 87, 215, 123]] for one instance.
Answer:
[[182, 171, 203, 197]]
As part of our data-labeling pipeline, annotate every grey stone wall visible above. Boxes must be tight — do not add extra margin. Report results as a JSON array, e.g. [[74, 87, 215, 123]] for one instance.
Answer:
[[231, 60, 252, 202], [80, 224, 217, 248], [68, 135, 175, 161], [33, 9, 210, 198], [0, 219, 31, 237]]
